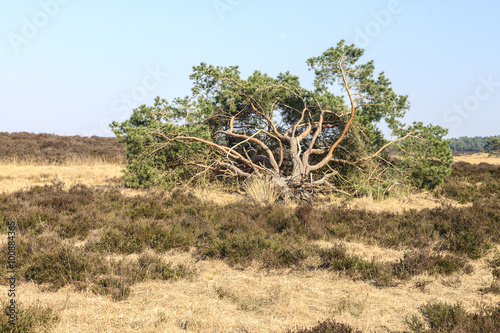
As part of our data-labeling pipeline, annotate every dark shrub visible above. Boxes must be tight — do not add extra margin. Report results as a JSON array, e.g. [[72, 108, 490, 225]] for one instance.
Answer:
[[287, 319, 361, 333]]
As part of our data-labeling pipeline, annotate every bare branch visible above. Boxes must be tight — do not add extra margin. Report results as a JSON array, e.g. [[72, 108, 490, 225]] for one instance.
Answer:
[[309, 58, 358, 172], [217, 162, 252, 178], [215, 130, 280, 173], [353, 131, 419, 164]]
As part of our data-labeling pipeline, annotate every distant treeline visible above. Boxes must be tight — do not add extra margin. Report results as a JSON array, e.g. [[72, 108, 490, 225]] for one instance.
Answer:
[[0, 132, 126, 164], [449, 136, 499, 153]]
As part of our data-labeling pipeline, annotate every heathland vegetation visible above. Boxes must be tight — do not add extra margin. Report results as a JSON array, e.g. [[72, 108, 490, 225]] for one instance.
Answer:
[[0, 132, 125, 165], [0, 131, 499, 332]]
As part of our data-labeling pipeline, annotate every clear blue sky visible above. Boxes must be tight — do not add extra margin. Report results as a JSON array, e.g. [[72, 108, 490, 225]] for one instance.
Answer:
[[1, 0, 499, 138]]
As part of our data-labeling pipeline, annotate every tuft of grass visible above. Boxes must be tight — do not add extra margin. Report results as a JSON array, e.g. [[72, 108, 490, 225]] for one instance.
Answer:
[[243, 176, 282, 205], [213, 284, 283, 312], [137, 252, 195, 281], [93, 275, 132, 301], [486, 264, 500, 294], [332, 296, 366, 317]]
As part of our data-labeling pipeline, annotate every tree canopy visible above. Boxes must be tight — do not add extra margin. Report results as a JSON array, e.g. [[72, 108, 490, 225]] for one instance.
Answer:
[[485, 137, 500, 155], [111, 40, 453, 199]]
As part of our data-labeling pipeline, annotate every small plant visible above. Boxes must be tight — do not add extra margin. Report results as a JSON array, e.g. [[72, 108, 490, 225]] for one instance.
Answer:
[[94, 275, 132, 301], [21, 245, 108, 291], [137, 252, 194, 281], [488, 268, 500, 294], [332, 296, 366, 317], [318, 244, 393, 285], [287, 319, 362, 333]]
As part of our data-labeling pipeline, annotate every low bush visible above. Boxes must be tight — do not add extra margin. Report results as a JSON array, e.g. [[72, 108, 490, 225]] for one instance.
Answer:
[[287, 319, 362, 333], [0, 230, 195, 301], [406, 301, 500, 332], [435, 162, 500, 204], [392, 249, 467, 279], [0, 301, 58, 333], [318, 244, 393, 285]]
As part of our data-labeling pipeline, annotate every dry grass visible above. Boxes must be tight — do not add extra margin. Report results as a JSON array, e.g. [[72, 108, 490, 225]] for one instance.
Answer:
[[191, 186, 246, 206], [453, 153, 500, 165], [242, 176, 282, 206], [190, 183, 470, 213], [1, 248, 499, 333], [0, 163, 124, 194], [1, 155, 124, 167]]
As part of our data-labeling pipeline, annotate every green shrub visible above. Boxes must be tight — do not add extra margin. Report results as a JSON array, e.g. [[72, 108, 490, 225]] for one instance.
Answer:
[[137, 252, 194, 281], [318, 244, 393, 285], [393, 249, 467, 279], [22, 246, 108, 291], [406, 302, 500, 332]]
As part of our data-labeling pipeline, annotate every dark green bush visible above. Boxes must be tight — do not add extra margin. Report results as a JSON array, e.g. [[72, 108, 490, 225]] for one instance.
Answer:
[[287, 319, 361, 333], [22, 245, 109, 290]]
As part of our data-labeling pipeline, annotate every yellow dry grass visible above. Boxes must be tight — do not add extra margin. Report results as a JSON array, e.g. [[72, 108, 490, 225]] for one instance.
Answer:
[[0, 163, 124, 194], [1, 247, 499, 333], [453, 153, 500, 165]]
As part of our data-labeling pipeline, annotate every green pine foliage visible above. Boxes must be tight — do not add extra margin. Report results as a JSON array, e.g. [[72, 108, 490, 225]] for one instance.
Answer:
[[395, 123, 454, 190], [111, 99, 215, 188], [485, 136, 500, 155]]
